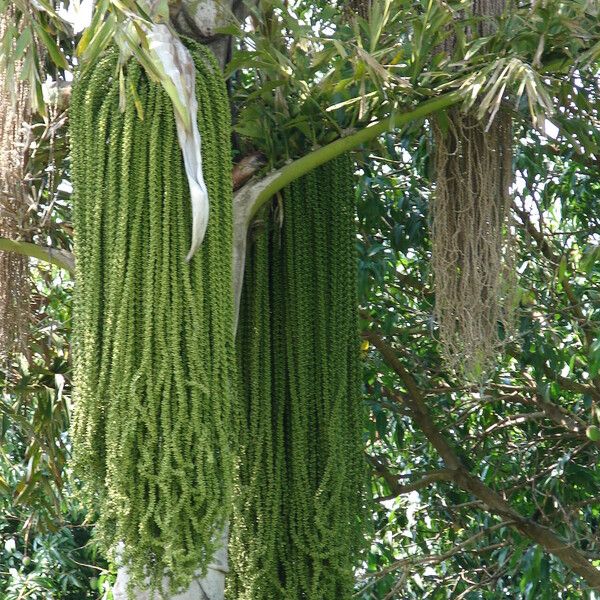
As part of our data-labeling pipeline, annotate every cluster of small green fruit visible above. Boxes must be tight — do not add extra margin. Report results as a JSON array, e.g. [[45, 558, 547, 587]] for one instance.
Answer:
[[230, 157, 367, 600], [69, 40, 236, 594]]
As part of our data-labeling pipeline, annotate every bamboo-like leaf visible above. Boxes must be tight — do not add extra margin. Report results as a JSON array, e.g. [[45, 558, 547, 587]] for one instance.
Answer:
[[14, 25, 32, 61], [125, 34, 191, 130], [78, 16, 116, 68], [464, 37, 490, 61], [33, 22, 68, 69], [0, 476, 10, 496], [76, 0, 109, 56], [129, 78, 144, 120], [369, 0, 392, 53], [332, 38, 348, 59], [326, 92, 377, 112]]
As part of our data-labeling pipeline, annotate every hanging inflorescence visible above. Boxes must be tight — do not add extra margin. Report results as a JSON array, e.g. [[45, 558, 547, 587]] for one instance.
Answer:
[[69, 40, 236, 593], [431, 109, 515, 378], [230, 156, 367, 600], [0, 8, 32, 358], [431, 0, 516, 379]]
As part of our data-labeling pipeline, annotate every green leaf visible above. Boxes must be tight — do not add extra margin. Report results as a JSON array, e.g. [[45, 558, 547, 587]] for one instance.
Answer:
[[33, 23, 68, 69], [78, 14, 115, 67], [15, 26, 32, 61], [557, 255, 567, 282], [589, 338, 600, 377]]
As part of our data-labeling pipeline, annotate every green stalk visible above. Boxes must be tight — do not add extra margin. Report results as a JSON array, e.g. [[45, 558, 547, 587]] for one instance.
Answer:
[[249, 91, 462, 219]]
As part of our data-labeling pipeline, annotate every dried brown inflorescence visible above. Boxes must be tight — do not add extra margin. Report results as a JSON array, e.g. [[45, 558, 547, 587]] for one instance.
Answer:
[[431, 0, 516, 378], [432, 110, 515, 378], [0, 8, 32, 358]]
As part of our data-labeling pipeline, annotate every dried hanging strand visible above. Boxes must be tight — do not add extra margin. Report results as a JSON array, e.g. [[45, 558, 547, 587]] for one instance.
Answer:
[[230, 156, 367, 600], [69, 40, 236, 594], [0, 7, 32, 358], [431, 0, 515, 379]]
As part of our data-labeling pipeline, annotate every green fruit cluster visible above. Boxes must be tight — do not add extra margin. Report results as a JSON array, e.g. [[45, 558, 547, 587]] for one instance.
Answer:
[[230, 157, 367, 599], [69, 41, 236, 593]]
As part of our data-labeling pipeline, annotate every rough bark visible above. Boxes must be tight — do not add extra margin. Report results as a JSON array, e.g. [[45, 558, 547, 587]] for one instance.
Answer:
[[169, 0, 248, 69]]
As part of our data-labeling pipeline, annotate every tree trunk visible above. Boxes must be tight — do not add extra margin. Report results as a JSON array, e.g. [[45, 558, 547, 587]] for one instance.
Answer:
[[113, 530, 229, 599]]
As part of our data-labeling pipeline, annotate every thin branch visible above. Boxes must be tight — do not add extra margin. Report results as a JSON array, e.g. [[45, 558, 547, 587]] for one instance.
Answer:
[[495, 380, 599, 424], [367, 454, 453, 496], [480, 412, 546, 435], [362, 520, 512, 589]]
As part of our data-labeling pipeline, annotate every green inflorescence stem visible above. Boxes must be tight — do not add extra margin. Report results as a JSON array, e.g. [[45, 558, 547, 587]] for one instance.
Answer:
[[248, 91, 461, 221]]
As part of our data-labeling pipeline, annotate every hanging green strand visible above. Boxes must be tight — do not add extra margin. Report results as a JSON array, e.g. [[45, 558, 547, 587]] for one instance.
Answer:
[[69, 41, 236, 593], [231, 156, 367, 600]]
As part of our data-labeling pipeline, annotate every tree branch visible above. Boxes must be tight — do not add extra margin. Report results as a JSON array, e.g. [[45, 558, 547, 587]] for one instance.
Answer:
[[367, 454, 453, 497], [364, 328, 600, 590], [0, 237, 74, 273], [498, 387, 592, 438], [373, 520, 511, 577]]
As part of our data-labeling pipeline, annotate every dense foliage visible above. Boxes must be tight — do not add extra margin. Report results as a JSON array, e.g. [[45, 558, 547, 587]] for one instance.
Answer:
[[69, 41, 236, 592], [0, 265, 116, 598], [357, 118, 600, 597]]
